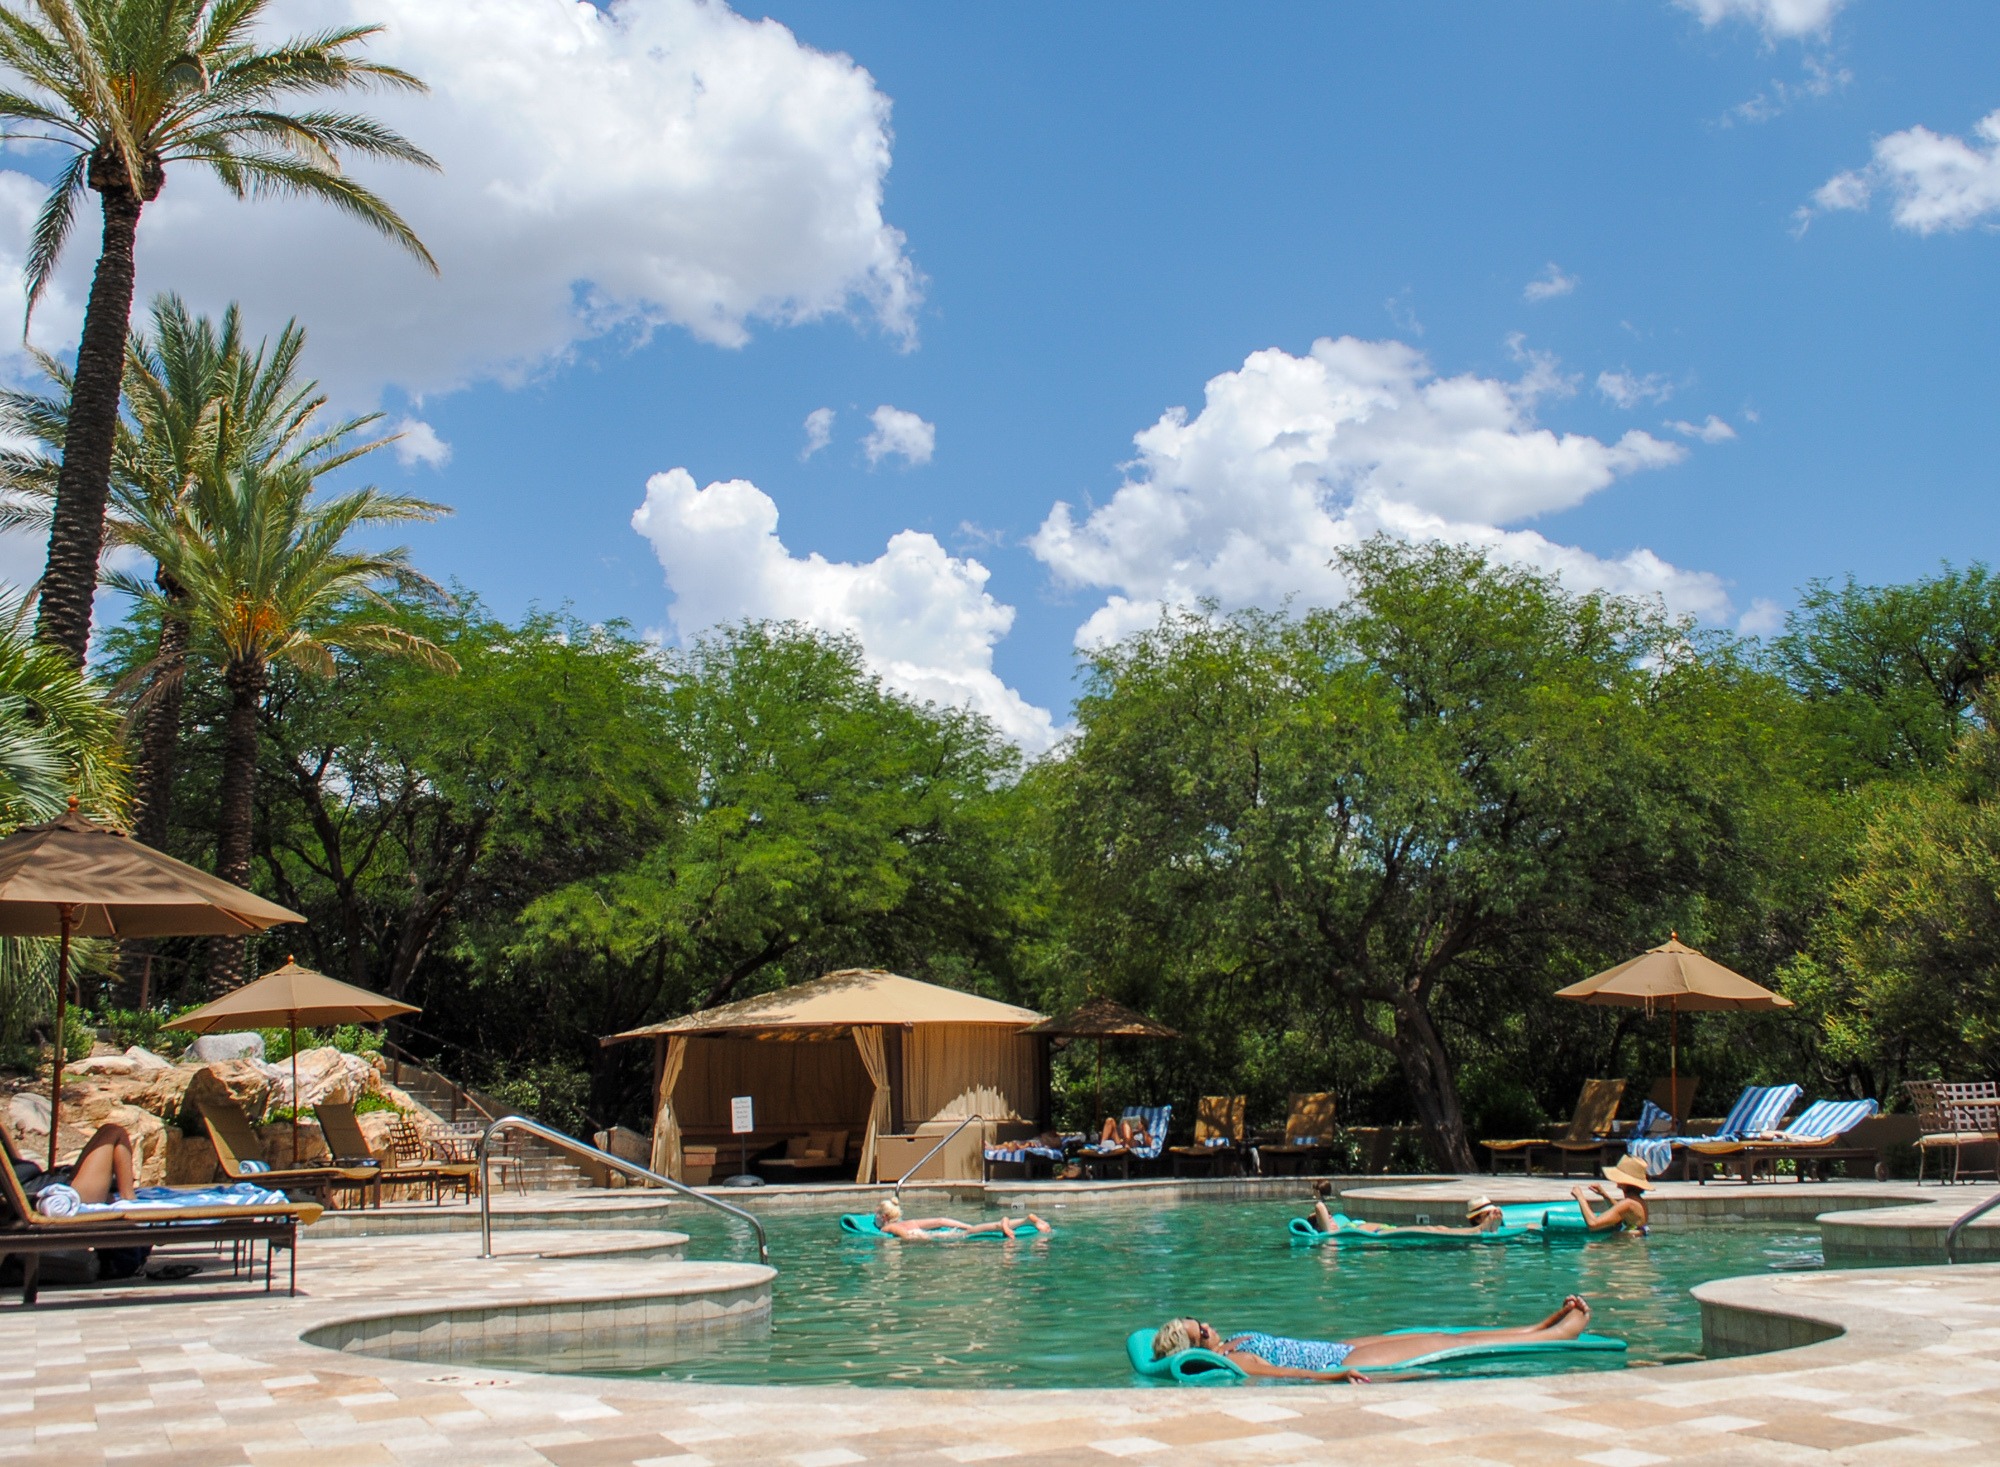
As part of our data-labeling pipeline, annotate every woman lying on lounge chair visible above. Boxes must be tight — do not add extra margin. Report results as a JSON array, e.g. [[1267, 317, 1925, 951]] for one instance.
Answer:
[[1570, 1156, 1652, 1234], [1150, 1296, 1594, 1380], [4, 1122, 137, 1206], [1097, 1115, 1153, 1150], [873, 1197, 1052, 1240], [1304, 1180, 1505, 1236]]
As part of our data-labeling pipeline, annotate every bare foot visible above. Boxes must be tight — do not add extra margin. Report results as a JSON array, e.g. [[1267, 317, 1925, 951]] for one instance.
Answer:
[[1026, 1212, 1051, 1234]]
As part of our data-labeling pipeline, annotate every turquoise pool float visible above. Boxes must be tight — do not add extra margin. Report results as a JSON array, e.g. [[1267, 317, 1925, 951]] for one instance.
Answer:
[[839, 1212, 1044, 1241], [1288, 1201, 1602, 1246], [1125, 1325, 1626, 1383]]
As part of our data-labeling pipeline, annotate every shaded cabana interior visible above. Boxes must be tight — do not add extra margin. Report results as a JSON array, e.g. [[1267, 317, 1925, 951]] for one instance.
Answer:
[[604, 969, 1049, 1183]]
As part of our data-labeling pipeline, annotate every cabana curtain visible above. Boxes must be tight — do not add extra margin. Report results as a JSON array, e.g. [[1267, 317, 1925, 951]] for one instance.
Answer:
[[650, 1035, 688, 1179], [853, 1024, 892, 1183]]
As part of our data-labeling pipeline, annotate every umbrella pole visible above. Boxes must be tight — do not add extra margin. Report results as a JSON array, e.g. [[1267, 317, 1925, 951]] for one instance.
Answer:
[[1669, 1005, 1680, 1131], [1095, 1039, 1104, 1126], [290, 1017, 299, 1166], [46, 906, 74, 1172]]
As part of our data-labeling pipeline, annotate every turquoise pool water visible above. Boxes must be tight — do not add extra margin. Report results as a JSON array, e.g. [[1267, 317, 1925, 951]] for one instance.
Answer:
[[475, 1200, 1826, 1388]]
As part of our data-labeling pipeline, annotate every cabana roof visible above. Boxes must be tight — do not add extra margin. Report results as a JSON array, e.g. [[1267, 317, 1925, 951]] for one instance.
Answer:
[[602, 968, 1044, 1045]]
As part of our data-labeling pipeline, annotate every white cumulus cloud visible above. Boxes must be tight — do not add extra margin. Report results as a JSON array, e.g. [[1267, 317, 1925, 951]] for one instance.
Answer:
[[391, 418, 452, 468], [1677, 0, 1844, 40], [1738, 598, 1785, 636], [1811, 110, 2000, 235], [632, 468, 1055, 750], [1597, 370, 1674, 409], [801, 407, 836, 459], [10, 0, 921, 402], [1667, 415, 1738, 443], [863, 405, 936, 467], [1523, 263, 1577, 303], [1030, 336, 1726, 649]]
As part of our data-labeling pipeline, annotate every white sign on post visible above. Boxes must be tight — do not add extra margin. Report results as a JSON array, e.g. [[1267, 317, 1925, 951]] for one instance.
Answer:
[[730, 1095, 755, 1134]]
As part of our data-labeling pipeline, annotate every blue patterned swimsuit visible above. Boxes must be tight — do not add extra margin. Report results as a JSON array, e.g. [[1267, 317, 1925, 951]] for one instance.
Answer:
[[1228, 1332, 1354, 1373]]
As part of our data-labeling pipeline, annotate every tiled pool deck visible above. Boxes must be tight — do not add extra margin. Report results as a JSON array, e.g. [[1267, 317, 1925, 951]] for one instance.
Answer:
[[6, 1176, 2000, 1465]]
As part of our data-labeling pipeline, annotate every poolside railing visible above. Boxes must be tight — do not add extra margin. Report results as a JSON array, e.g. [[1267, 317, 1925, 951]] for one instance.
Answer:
[[1946, 1187, 2000, 1264], [892, 1113, 984, 1200], [476, 1115, 770, 1266]]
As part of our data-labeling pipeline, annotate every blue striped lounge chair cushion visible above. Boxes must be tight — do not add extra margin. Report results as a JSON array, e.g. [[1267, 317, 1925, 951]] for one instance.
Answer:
[[1128, 1104, 1172, 1159], [982, 1145, 1064, 1162], [1630, 1099, 1672, 1137], [1772, 1097, 1878, 1141], [1625, 1083, 1805, 1174]]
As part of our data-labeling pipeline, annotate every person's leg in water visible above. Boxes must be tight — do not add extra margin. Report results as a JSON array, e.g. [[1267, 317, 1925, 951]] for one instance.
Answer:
[[66, 1123, 137, 1204], [1339, 1297, 1592, 1368]]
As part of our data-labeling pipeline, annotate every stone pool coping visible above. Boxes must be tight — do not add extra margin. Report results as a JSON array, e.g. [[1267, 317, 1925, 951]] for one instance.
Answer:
[[6, 1221, 2000, 1464]]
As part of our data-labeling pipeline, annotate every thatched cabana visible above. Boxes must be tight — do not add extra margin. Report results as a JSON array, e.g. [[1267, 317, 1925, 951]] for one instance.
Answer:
[[603, 969, 1047, 1183]]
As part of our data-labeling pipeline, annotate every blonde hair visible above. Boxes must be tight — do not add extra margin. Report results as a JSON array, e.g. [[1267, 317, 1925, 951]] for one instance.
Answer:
[[1152, 1318, 1195, 1360], [876, 1196, 902, 1223]]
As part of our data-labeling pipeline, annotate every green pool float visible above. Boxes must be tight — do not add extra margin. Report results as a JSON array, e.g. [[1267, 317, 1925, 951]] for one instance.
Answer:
[[1125, 1325, 1627, 1383], [1287, 1201, 1602, 1246], [839, 1212, 1045, 1241]]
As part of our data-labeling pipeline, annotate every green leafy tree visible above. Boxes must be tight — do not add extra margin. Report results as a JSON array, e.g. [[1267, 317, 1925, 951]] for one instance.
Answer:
[[1770, 565, 2000, 784], [0, 0, 435, 664], [1044, 540, 1805, 1168]]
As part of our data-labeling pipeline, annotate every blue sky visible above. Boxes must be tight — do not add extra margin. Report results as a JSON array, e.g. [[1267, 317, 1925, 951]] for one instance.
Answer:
[[7, 0, 1998, 747]]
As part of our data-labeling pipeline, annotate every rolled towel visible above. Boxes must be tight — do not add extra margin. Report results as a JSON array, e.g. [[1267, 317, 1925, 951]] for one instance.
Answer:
[[35, 1183, 81, 1217], [236, 1159, 270, 1173]]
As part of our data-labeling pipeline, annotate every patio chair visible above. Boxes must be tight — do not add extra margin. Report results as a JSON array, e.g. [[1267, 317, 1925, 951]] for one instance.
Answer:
[[1257, 1093, 1339, 1175], [1480, 1079, 1624, 1175], [1681, 1097, 1883, 1183], [1625, 1082, 1802, 1179], [197, 1095, 383, 1205], [317, 1103, 483, 1205], [1078, 1104, 1171, 1179], [1169, 1095, 1248, 1176], [1644, 1074, 1700, 1124], [1910, 1080, 2000, 1184], [388, 1117, 479, 1205], [0, 1146, 321, 1305]]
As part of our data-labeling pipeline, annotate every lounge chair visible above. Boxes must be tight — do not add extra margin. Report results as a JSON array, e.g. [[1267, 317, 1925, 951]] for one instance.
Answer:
[[1625, 1083, 1801, 1179], [317, 1103, 479, 1205], [1480, 1080, 1624, 1175], [0, 1149, 321, 1305], [198, 1095, 382, 1205], [1257, 1093, 1339, 1175], [1078, 1104, 1171, 1179], [1169, 1095, 1247, 1176], [1910, 1080, 2000, 1184], [759, 1128, 853, 1182], [1682, 1097, 1883, 1183], [982, 1130, 1076, 1181], [387, 1117, 479, 1204], [1644, 1074, 1700, 1124]]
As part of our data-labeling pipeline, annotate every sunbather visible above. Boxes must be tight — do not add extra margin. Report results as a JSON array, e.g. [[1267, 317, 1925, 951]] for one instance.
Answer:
[[1571, 1156, 1652, 1233], [1305, 1180, 1506, 1236], [3, 1122, 136, 1206], [986, 1130, 1069, 1157], [1150, 1295, 1594, 1380], [873, 1196, 1051, 1240], [1097, 1115, 1152, 1150]]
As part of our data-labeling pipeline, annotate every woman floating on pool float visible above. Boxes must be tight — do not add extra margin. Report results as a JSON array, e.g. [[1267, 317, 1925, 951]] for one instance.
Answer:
[[1151, 1296, 1595, 1380], [873, 1196, 1052, 1240], [1571, 1155, 1652, 1234], [1304, 1180, 1507, 1236]]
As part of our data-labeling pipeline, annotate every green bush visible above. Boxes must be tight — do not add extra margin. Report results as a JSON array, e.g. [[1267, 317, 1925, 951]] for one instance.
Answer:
[[353, 1092, 398, 1116], [94, 1006, 193, 1057], [484, 1058, 592, 1137], [259, 1023, 387, 1062]]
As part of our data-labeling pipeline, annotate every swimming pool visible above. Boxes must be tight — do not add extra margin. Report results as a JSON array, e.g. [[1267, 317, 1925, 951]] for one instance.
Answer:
[[456, 1199, 1828, 1388]]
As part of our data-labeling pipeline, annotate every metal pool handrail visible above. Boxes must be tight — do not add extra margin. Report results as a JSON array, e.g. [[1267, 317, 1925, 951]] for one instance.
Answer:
[[1946, 1187, 2000, 1263], [893, 1113, 984, 1200], [477, 1115, 769, 1265]]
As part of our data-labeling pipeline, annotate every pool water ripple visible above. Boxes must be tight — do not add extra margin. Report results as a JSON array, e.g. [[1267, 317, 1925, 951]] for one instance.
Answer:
[[471, 1200, 1828, 1388]]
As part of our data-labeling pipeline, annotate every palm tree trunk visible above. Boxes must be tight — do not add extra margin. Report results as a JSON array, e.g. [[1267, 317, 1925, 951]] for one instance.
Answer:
[[208, 655, 268, 993], [119, 584, 190, 1001], [35, 166, 149, 667]]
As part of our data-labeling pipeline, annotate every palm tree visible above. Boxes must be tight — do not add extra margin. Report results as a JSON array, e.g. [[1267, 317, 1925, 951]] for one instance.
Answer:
[[0, 0, 437, 666], [0, 295, 390, 853], [128, 459, 450, 989]]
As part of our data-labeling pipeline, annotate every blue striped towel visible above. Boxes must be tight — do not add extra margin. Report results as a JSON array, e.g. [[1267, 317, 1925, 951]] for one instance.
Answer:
[[1629, 1099, 1673, 1137], [1083, 1104, 1172, 1160], [982, 1145, 1064, 1162], [1626, 1083, 1801, 1176], [1762, 1097, 1878, 1142]]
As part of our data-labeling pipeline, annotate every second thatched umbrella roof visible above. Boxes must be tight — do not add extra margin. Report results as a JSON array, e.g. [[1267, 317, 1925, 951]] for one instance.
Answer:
[[1024, 997, 1178, 1123]]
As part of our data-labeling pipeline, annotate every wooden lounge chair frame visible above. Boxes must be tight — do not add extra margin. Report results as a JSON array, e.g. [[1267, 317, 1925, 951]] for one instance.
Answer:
[[0, 1151, 321, 1305], [316, 1103, 479, 1206], [1077, 1104, 1171, 1179], [1910, 1080, 2000, 1185], [199, 1097, 383, 1206], [1681, 1100, 1887, 1184], [1481, 1080, 1625, 1175], [1258, 1093, 1339, 1175], [1169, 1096, 1247, 1176]]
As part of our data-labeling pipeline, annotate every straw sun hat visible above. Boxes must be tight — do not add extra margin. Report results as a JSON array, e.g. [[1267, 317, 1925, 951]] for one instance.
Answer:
[[1464, 1195, 1498, 1218], [1600, 1155, 1657, 1191]]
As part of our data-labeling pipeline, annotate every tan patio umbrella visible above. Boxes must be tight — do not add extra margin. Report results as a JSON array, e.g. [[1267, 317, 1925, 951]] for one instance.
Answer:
[[0, 800, 304, 1167], [1555, 934, 1793, 1129], [167, 958, 417, 1158], [1023, 996, 1179, 1123]]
